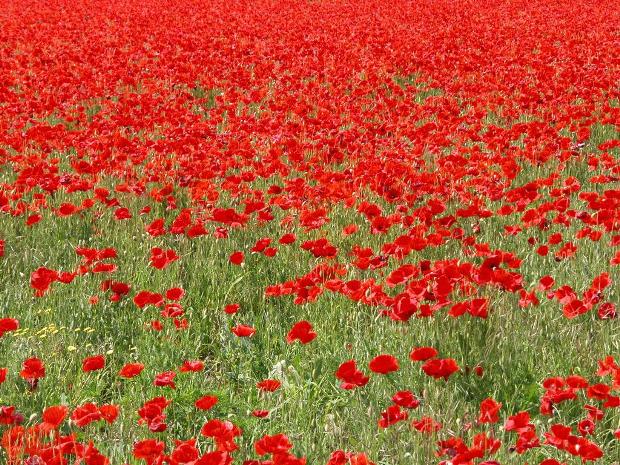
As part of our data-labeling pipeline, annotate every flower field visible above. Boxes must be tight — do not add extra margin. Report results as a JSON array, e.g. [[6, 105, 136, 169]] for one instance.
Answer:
[[0, 0, 619, 463]]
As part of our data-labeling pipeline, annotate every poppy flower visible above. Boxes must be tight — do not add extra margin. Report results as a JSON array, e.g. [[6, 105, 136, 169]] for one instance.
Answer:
[[146, 218, 166, 237], [99, 404, 120, 424], [114, 207, 132, 220], [180, 360, 205, 372], [255, 433, 293, 455], [326, 450, 347, 465], [26, 214, 42, 226], [286, 320, 317, 344], [578, 418, 596, 436], [392, 390, 420, 409], [378, 405, 408, 428], [478, 397, 502, 424], [279, 233, 296, 244], [229, 251, 244, 265], [134, 290, 164, 308], [0, 318, 19, 337], [82, 355, 105, 372], [195, 395, 218, 410], [421, 358, 460, 380], [169, 439, 199, 464], [409, 346, 438, 362], [342, 224, 358, 236], [232, 325, 256, 337], [153, 371, 177, 389], [20, 357, 45, 389], [71, 403, 102, 427], [257, 379, 281, 392], [41, 405, 68, 430], [138, 396, 171, 433], [165, 287, 185, 301], [133, 439, 166, 463], [335, 360, 369, 389], [149, 247, 179, 269], [0, 406, 22, 425], [368, 354, 399, 374], [504, 411, 532, 433], [119, 363, 145, 378], [200, 418, 242, 450], [224, 303, 240, 314], [411, 416, 442, 433], [30, 267, 58, 296]]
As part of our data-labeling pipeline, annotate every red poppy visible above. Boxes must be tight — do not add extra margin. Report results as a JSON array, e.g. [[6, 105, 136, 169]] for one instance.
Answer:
[[71, 403, 102, 427], [409, 346, 438, 362], [411, 416, 442, 433], [133, 439, 166, 463], [26, 214, 42, 226], [224, 303, 240, 314], [20, 357, 45, 381], [255, 433, 292, 455], [149, 247, 179, 269], [378, 405, 408, 428], [138, 396, 171, 433], [180, 360, 205, 372], [30, 267, 58, 296], [368, 354, 399, 374], [392, 390, 420, 409], [335, 360, 369, 389], [0, 318, 19, 337], [232, 325, 256, 337], [195, 395, 218, 410], [119, 363, 145, 379], [421, 358, 460, 380], [99, 404, 120, 424], [82, 355, 105, 372], [257, 379, 281, 392], [134, 291, 164, 308], [279, 233, 296, 244], [165, 287, 185, 301], [153, 371, 176, 389], [41, 405, 68, 430], [504, 411, 532, 433], [229, 251, 244, 265], [286, 320, 317, 344], [478, 397, 502, 424]]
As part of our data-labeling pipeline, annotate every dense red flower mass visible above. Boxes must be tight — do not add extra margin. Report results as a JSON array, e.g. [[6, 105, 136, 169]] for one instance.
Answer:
[[0, 0, 618, 462]]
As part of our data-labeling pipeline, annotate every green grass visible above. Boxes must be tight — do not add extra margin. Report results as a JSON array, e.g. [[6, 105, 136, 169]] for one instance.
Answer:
[[1, 138, 619, 464]]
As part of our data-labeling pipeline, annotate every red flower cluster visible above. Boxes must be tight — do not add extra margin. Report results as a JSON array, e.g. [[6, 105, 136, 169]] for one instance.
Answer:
[[0, 0, 618, 463]]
